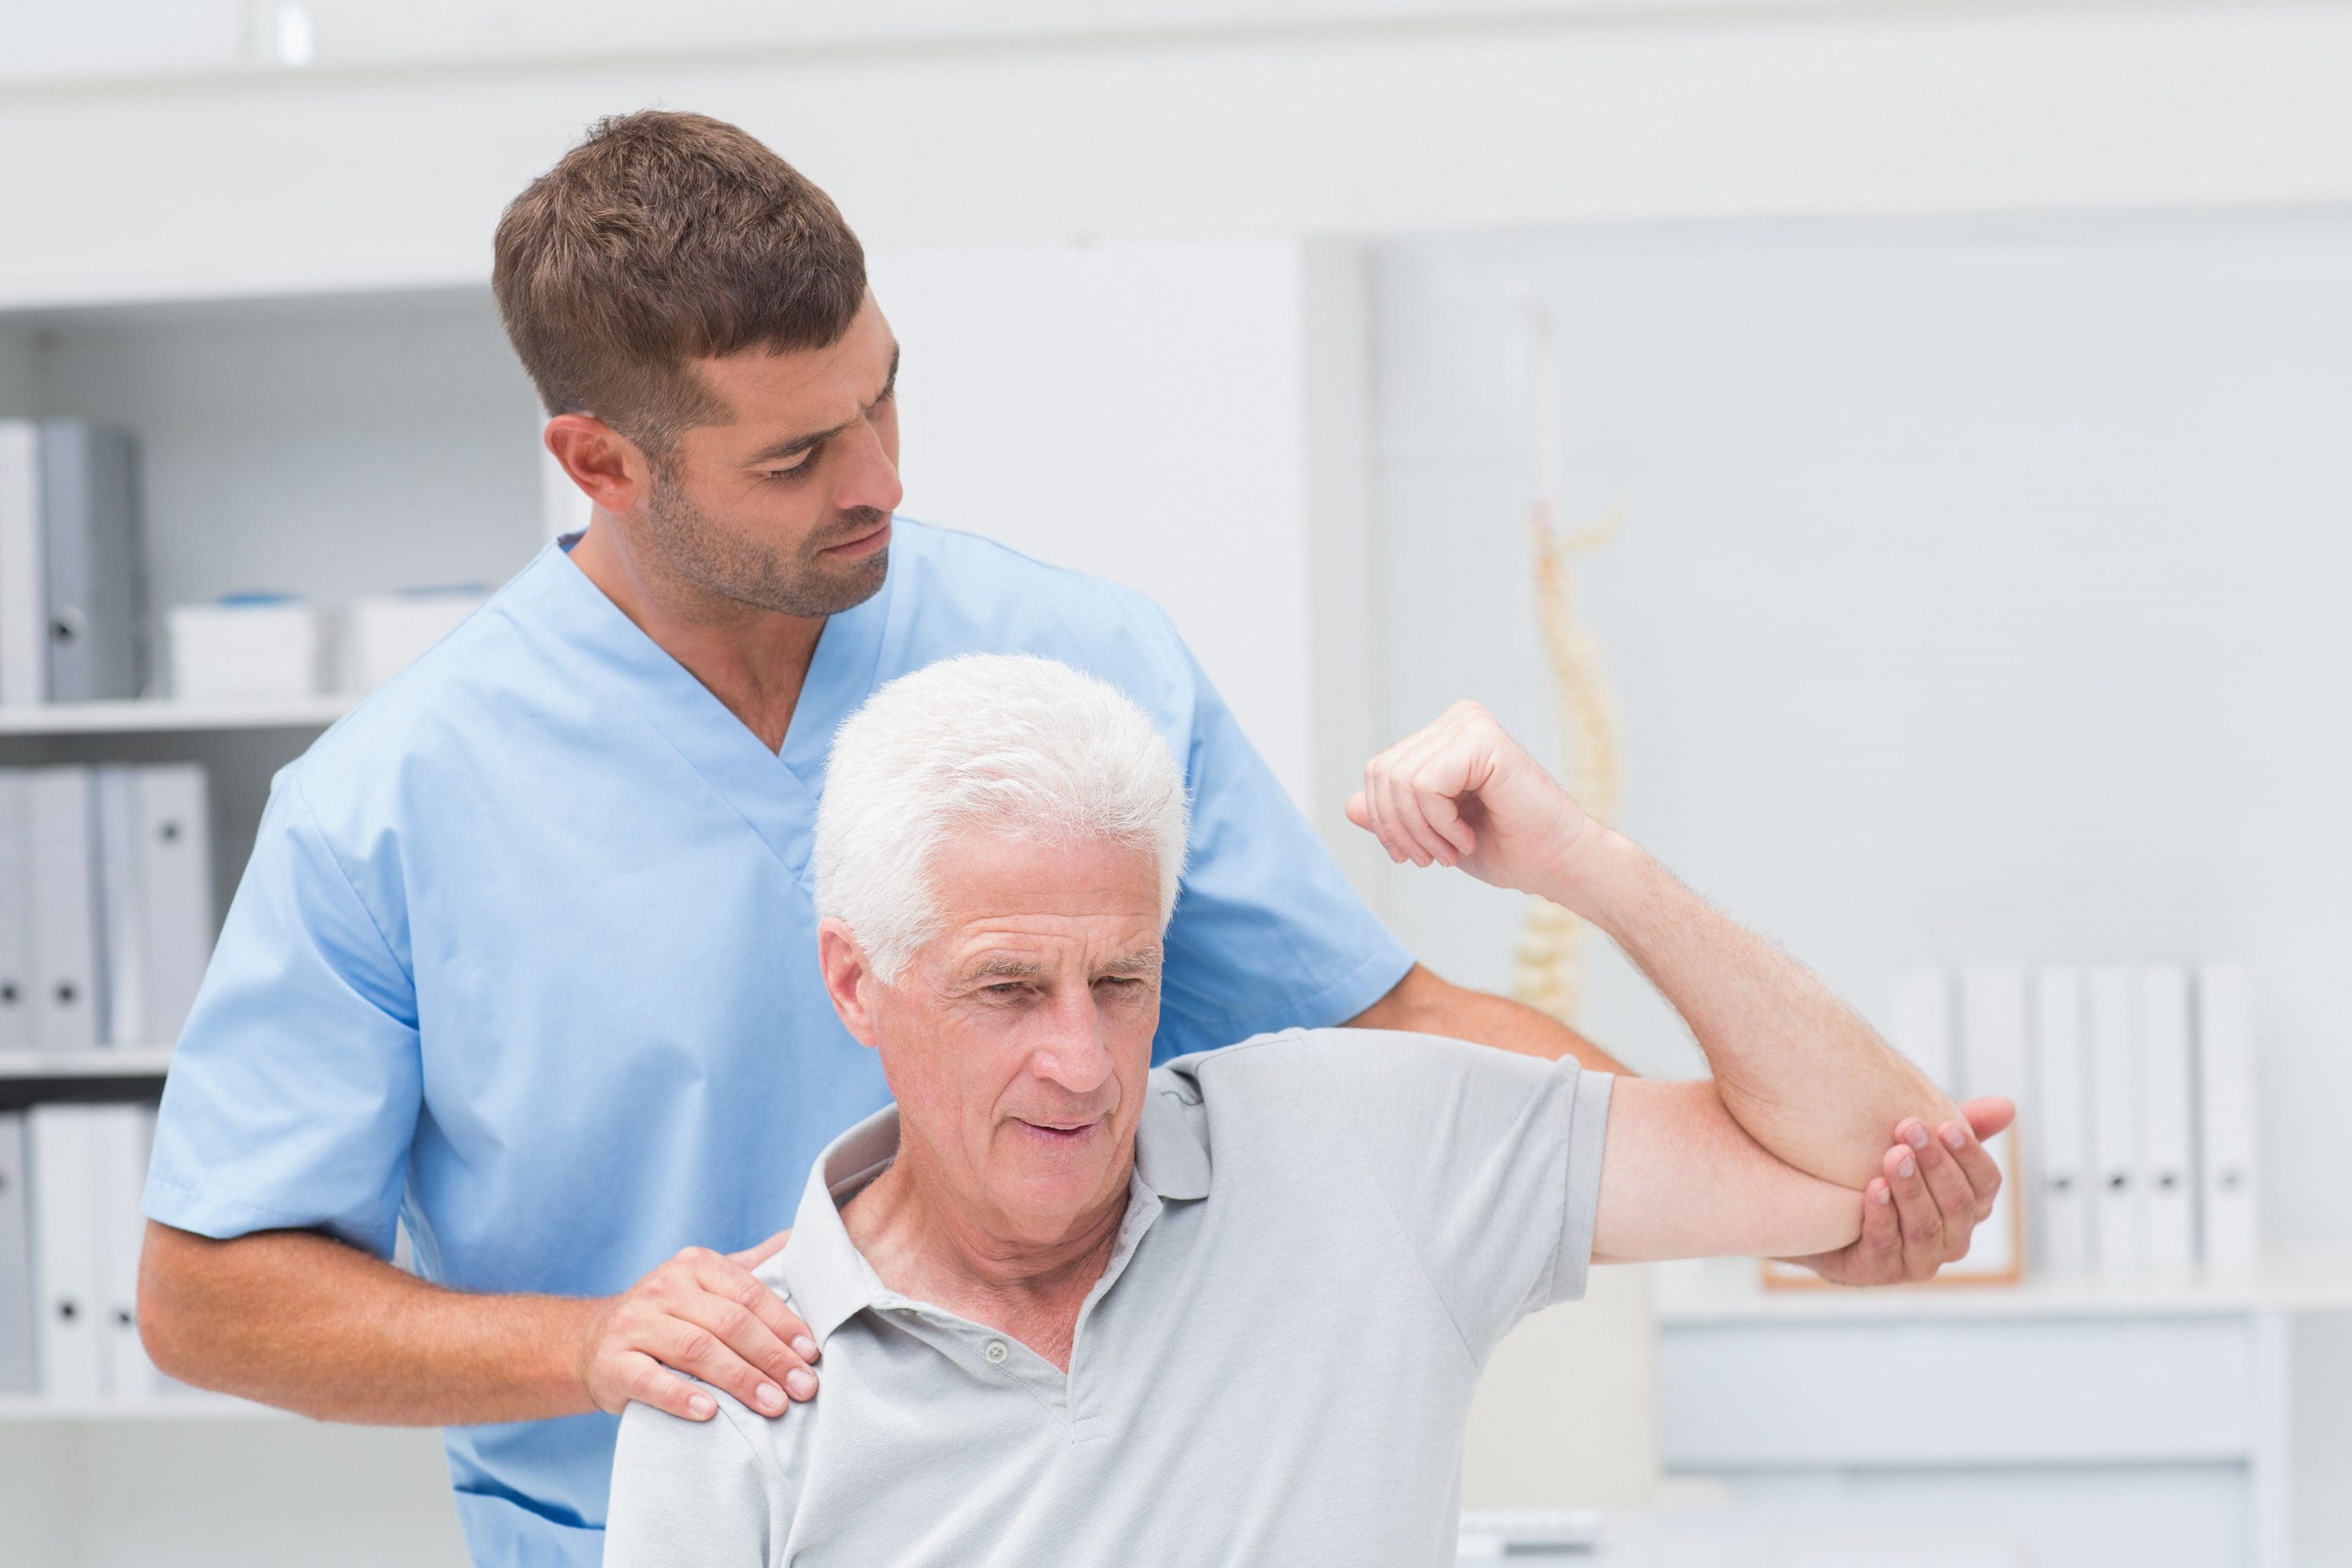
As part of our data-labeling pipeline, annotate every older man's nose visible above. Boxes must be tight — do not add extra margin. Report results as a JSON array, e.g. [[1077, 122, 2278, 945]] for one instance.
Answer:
[[1028, 999, 1116, 1094]]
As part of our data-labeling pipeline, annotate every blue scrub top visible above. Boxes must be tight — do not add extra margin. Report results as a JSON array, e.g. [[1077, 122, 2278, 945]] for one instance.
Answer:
[[144, 518, 1413, 1566]]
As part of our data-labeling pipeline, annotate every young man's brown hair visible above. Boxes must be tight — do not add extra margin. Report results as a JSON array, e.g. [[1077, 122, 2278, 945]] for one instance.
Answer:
[[492, 110, 867, 465]]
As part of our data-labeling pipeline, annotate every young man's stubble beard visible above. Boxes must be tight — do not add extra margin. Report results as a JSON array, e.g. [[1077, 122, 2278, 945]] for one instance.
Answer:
[[643, 464, 891, 621]]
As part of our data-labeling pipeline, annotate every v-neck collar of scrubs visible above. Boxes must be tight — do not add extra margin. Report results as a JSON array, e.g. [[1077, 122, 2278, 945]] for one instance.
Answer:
[[516, 531, 899, 882]]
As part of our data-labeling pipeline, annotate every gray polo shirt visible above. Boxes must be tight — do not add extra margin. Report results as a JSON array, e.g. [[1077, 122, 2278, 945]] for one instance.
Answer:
[[604, 1026, 1613, 1566]]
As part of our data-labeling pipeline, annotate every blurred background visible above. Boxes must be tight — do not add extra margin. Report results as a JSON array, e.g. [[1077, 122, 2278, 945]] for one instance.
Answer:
[[3, 2, 2350, 1564]]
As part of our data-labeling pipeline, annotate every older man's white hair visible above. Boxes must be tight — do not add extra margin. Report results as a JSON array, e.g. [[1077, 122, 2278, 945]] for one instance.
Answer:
[[814, 654, 1190, 982]]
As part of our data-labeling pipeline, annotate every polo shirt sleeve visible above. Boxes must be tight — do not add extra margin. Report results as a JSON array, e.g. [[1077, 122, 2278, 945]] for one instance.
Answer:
[[1319, 1027, 1613, 1362], [1139, 613, 1414, 1062], [606, 1396, 783, 1566], [140, 768, 424, 1260]]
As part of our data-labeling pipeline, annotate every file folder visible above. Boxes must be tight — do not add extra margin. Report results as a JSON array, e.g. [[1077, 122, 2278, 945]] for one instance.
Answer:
[[0, 770, 32, 1054], [0, 422, 44, 706], [93, 1104, 165, 1398], [2088, 964, 2146, 1277], [96, 768, 147, 1049], [33, 423, 147, 704], [26, 767, 103, 1054], [2195, 964, 2261, 1278], [2031, 968, 2094, 1279], [28, 1104, 103, 1396], [1954, 965, 2027, 1281], [2137, 964, 2198, 1279], [133, 764, 215, 1048], [0, 1112, 34, 1392]]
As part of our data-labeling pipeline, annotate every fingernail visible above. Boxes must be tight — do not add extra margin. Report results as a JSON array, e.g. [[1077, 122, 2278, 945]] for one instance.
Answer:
[[1897, 1155, 1917, 1179], [793, 1336, 819, 1361], [689, 1393, 716, 1417], [786, 1368, 818, 1399], [1875, 1184, 1893, 1206], [756, 1382, 785, 1412], [1940, 1123, 1966, 1151], [1902, 1121, 1930, 1149]]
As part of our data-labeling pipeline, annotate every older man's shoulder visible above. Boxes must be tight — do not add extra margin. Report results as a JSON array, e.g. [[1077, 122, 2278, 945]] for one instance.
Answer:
[[1158, 1026, 1519, 1127]]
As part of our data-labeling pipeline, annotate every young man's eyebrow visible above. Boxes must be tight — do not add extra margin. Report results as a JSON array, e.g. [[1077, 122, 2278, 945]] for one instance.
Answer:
[[742, 342, 900, 466]]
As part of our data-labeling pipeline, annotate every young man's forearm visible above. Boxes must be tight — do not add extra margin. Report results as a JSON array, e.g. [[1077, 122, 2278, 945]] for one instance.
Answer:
[[1541, 826, 1957, 1191], [140, 1223, 596, 1426]]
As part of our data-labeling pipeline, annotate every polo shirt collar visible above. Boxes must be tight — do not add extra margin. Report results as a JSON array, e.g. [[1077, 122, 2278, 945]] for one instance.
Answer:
[[776, 1077, 1215, 1346]]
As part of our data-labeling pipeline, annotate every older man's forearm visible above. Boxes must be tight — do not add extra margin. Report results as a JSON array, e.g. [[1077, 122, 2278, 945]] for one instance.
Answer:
[[1537, 826, 1956, 1191]]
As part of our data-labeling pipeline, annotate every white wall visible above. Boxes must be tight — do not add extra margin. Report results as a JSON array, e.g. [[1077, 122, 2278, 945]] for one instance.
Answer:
[[1366, 206, 2352, 1252], [10, 6, 2352, 308]]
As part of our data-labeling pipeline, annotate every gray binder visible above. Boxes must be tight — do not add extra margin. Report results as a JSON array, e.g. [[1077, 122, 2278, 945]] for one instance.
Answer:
[[27, 767, 103, 1053], [0, 423, 43, 706], [37, 423, 148, 703], [0, 1112, 34, 1392], [0, 770, 31, 1054], [136, 764, 215, 1048]]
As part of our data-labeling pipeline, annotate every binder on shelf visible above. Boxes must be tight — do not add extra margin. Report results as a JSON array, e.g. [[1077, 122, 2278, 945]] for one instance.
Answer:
[[0, 1112, 35, 1392], [1888, 965, 1955, 1090], [2195, 964, 2261, 1277], [2137, 964, 2198, 1279], [131, 764, 215, 1047], [26, 767, 104, 1054], [28, 1104, 103, 1397], [0, 422, 45, 706], [1953, 965, 2027, 1282], [2030, 967, 2095, 1279], [37, 423, 147, 704], [96, 769, 147, 1049], [93, 1103, 166, 1398], [2088, 964, 2146, 1277], [0, 770, 32, 1054]]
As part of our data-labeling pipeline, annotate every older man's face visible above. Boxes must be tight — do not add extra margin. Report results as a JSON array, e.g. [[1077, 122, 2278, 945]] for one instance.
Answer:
[[861, 833, 1163, 1240]]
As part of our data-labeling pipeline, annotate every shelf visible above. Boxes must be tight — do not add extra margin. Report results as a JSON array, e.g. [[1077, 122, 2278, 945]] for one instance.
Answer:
[[0, 1048, 176, 1079], [1654, 1250, 2352, 1324], [0, 1391, 285, 1422], [0, 696, 354, 736]]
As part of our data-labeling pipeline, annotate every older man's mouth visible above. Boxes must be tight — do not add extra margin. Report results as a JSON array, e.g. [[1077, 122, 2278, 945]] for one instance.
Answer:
[[1010, 1117, 1102, 1145]]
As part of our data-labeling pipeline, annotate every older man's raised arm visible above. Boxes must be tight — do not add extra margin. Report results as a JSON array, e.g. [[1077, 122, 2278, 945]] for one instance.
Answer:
[[1348, 702, 2012, 1266]]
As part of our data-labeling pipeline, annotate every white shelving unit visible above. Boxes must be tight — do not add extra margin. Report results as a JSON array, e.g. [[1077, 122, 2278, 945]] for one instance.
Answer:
[[0, 1050, 176, 1080], [0, 698, 354, 738], [1651, 1256, 2352, 1568]]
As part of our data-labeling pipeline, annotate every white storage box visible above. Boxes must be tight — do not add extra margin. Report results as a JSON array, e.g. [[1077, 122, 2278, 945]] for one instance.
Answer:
[[342, 587, 488, 695], [165, 595, 322, 702]]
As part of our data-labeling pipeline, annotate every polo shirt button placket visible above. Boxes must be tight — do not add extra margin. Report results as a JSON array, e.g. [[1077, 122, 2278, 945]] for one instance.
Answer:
[[983, 1339, 1010, 1365]]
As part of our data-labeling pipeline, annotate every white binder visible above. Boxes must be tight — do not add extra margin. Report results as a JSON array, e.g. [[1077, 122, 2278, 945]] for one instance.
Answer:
[[26, 767, 103, 1054], [96, 768, 147, 1049], [134, 764, 215, 1049], [0, 421, 45, 706], [0, 1112, 35, 1392], [27, 1104, 103, 1397], [0, 770, 33, 1054], [2195, 964, 2262, 1278], [2087, 964, 2146, 1278], [1954, 965, 2027, 1281], [93, 1104, 165, 1398], [2031, 967, 2095, 1279], [2137, 964, 2198, 1279], [1888, 965, 1955, 1090]]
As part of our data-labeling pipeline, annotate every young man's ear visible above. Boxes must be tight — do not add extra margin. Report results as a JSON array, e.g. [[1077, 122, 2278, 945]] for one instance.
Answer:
[[542, 415, 652, 514], [816, 917, 879, 1048]]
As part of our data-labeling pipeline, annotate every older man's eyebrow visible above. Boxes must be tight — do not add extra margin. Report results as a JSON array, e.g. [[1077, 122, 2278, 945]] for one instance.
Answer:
[[963, 956, 1045, 982], [742, 342, 901, 466], [1098, 949, 1164, 978]]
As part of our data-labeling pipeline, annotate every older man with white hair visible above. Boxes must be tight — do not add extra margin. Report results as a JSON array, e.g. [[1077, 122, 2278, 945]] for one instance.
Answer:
[[604, 654, 1999, 1566]]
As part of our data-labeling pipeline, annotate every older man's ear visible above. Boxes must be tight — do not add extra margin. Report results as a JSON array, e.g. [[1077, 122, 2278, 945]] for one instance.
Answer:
[[816, 917, 882, 1049]]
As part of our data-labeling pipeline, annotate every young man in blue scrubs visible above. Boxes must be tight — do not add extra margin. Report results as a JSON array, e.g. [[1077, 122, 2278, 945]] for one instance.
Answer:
[[135, 111, 2009, 1565]]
